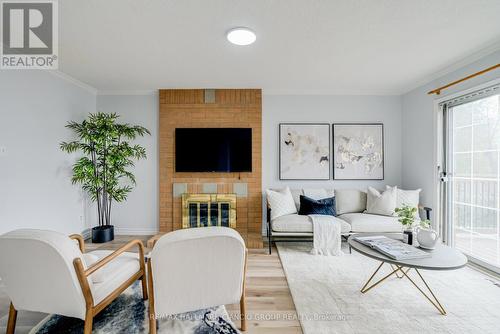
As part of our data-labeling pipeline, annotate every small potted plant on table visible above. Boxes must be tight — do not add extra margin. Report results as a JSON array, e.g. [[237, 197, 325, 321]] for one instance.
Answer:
[[61, 112, 150, 243], [395, 204, 418, 244]]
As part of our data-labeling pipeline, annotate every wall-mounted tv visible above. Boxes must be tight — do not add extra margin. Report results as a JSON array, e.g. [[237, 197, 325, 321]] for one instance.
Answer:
[[175, 128, 252, 172]]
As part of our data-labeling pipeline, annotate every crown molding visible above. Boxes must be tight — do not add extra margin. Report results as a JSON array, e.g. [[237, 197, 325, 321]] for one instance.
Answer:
[[97, 90, 157, 96], [48, 70, 98, 95], [400, 40, 500, 95], [263, 88, 399, 96]]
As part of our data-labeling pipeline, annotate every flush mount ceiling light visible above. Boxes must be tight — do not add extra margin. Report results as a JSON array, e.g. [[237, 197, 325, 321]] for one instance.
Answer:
[[226, 27, 256, 46]]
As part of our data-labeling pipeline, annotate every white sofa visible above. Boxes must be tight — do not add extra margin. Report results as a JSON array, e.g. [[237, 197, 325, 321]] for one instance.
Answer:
[[266, 188, 430, 254]]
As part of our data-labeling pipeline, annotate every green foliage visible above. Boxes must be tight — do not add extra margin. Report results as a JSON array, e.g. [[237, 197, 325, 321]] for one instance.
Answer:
[[60, 112, 150, 226], [394, 204, 417, 228], [419, 219, 431, 228]]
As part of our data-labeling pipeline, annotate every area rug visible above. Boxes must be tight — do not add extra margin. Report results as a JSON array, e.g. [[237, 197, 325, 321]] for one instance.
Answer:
[[29, 283, 239, 334], [277, 242, 500, 334]]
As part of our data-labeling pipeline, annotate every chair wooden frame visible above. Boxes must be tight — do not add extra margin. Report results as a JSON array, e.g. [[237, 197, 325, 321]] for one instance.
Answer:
[[147, 249, 248, 334], [6, 235, 148, 334]]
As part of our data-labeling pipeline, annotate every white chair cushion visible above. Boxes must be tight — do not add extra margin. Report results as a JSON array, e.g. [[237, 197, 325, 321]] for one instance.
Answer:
[[366, 186, 397, 216], [82, 253, 106, 283], [88, 250, 140, 305], [339, 213, 403, 233], [266, 187, 298, 220], [271, 214, 351, 233], [335, 189, 367, 215]]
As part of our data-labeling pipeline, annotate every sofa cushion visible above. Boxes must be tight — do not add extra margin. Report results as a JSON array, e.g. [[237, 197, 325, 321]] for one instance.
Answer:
[[272, 214, 351, 233], [288, 189, 335, 211], [290, 189, 303, 211], [335, 189, 367, 214], [303, 188, 335, 200], [338, 213, 403, 233], [298, 195, 336, 216]]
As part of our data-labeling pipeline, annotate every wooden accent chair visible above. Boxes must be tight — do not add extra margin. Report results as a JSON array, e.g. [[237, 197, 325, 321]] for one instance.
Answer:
[[147, 226, 247, 333], [0, 229, 147, 334]]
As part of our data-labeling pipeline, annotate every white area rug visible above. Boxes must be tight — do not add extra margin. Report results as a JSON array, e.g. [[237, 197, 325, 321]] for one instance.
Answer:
[[277, 242, 500, 334]]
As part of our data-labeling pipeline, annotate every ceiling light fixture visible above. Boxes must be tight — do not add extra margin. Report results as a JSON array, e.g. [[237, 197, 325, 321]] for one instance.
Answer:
[[226, 27, 256, 46]]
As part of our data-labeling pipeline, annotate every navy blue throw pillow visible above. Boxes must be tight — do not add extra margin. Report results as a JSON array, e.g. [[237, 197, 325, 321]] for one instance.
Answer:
[[298, 195, 336, 216]]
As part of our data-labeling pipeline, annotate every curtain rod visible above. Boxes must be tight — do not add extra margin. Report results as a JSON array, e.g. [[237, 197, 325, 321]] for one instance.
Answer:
[[427, 63, 500, 95]]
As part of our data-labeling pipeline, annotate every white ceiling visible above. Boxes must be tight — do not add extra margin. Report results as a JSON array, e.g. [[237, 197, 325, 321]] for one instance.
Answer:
[[59, 0, 500, 94]]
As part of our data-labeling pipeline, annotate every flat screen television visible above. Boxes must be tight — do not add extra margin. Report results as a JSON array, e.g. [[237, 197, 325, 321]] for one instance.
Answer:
[[175, 128, 252, 172]]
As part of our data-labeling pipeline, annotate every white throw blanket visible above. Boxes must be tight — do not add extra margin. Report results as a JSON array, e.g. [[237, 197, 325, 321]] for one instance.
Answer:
[[309, 214, 343, 256]]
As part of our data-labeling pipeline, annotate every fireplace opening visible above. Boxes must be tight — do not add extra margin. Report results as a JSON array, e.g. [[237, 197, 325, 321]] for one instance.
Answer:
[[182, 194, 236, 229]]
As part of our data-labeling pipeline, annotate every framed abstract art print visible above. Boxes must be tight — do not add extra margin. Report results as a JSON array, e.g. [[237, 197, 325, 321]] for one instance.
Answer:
[[279, 123, 330, 180], [332, 123, 384, 180]]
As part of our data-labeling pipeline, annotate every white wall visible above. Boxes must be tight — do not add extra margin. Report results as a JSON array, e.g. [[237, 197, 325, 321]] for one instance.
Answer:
[[402, 50, 500, 215], [96, 94, 158, 235], [263, 95, 403, 191], [0, 71, 96, 235]]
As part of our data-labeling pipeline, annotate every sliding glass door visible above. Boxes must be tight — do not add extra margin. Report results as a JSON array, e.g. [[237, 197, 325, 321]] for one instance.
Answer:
[[442, 85, 500, 269]]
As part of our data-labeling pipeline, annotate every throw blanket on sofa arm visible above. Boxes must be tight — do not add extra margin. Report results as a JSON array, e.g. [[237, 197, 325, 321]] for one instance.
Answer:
[[309, 214, 343, 256]]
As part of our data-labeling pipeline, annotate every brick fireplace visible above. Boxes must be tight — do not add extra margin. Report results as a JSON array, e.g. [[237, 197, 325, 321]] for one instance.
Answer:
[[156, 89, 263, 248]]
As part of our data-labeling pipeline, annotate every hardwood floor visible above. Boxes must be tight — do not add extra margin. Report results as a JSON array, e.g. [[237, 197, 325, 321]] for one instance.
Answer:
[[226, 247, 302, 334], [0, 236, 302, 334]]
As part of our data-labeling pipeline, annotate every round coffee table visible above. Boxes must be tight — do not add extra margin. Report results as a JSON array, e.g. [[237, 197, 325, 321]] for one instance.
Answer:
[[348, 233, 467, 315]]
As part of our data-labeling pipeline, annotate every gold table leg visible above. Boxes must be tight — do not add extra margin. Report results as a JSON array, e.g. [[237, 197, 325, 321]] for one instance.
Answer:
[[398, 266, 447, 315], [360, 262, 401, 293], [360, 262, 446, 315], [390, 264, 410, 278]]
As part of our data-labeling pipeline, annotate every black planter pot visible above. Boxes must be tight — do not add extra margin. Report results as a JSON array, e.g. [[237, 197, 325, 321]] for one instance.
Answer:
[[92, 225, 114, 243]]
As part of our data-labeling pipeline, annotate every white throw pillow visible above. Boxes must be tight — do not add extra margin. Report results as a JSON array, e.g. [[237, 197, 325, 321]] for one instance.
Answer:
[[387, 186, 421, 218], [266, 187, 298, 220], [366, 186, 397, 216], [82, 253, 105, 283]]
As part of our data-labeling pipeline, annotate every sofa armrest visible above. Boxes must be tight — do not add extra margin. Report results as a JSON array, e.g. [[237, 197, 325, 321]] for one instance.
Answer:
[[417, 204, 432, 220], [423, 206, 432, 220]]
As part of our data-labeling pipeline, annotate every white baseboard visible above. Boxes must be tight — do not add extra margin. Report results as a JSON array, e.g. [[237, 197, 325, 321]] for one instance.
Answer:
[[82, 227, 158, 237], [114, 227, 159, 236]]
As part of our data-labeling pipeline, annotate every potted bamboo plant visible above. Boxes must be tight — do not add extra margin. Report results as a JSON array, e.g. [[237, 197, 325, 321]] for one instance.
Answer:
[[61, 112, 150, 243]]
